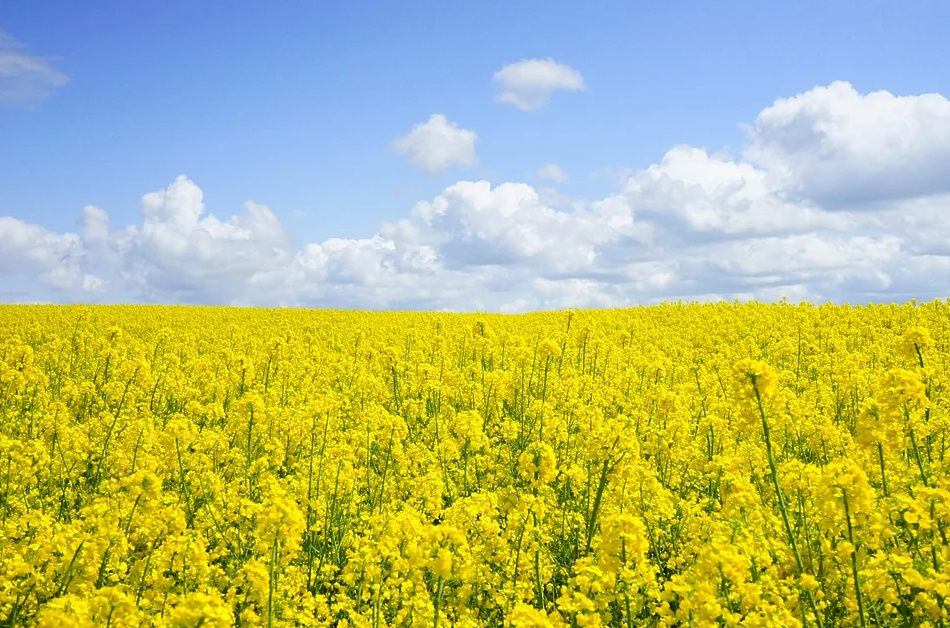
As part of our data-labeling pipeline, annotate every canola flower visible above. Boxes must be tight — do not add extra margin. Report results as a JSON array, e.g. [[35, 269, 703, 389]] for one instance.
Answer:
[[0, 301, 949, 627]]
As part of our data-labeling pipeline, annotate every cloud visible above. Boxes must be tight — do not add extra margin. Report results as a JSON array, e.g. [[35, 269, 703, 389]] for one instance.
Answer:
[[536, 163, 569, 183], [0, 217, 100, 291], [0, 31, 68, 105], [82, 206, 110, 242], [2, 82, 949, 310], [110, 175, 293, 303], [392, 114, 478, 174], [623, 146, 850, 236], [744, 81, 950, 208], [409, 180, 649, 274], [493, 58, 585, 111], [709, 233, 900, 277]]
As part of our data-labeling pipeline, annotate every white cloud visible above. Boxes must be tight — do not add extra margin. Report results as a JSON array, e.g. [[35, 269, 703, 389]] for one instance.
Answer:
[[0, 31, 68, 105], [107, 175, 293, 303], [493, 58, 585, 111], [714, 234, 899, 275], [2, 82, 950, 310], [82, 205, 109, 242], [410, 181, 649, 273], [0, 217, 99, 291], [624, 146, 851, 236], [392, 114, 478, 174], [744, 81, 950, 208], [82, 274, 105, 293], [536, 163, 569, 183]]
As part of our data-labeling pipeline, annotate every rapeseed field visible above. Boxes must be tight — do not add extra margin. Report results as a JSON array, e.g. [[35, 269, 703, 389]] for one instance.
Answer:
[[1, 302, 948, 628]]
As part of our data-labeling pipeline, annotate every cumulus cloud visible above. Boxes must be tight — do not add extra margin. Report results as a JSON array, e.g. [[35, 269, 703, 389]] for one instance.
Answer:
[[110, 175, 293, 303], [82, 206, 109, 242], [745, 81, 950, 208], [0, 31, 68, 105], [623, 146, 850, 236], [2, 81, 949, 310], [536, 163, 569, 183], [0, 217, 99, 291], [392, 114, 478, 174], [409, 180, 649, 273], [493, 58, 585, 111]]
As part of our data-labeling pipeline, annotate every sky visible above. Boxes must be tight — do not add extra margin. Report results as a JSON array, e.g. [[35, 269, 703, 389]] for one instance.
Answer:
[[1, 1, 949, 310]]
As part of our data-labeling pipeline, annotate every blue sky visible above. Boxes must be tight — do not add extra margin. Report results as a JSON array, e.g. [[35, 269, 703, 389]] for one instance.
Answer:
[[2, 1, 949, 309]]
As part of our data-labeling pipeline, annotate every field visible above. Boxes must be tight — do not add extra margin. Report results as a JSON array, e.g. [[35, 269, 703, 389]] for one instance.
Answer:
[[0, 302, 948, 628]]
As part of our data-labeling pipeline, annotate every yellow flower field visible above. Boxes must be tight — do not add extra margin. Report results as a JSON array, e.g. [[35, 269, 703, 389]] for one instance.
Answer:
[[1, 302, 949, 628]]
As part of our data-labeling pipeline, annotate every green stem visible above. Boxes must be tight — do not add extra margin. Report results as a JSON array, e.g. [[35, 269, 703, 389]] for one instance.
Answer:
[[433, 575, 444, 628], [245, 406, 255, 491], [752, 379, 823, 628], [877, 443, 889, 497], [842, 490, 866, 628], [268, 528, 281, 628], [908, 422, 929, 487]]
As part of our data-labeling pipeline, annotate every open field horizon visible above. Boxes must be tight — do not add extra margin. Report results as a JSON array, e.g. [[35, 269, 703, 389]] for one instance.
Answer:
[[3, 2, 950, 625]]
